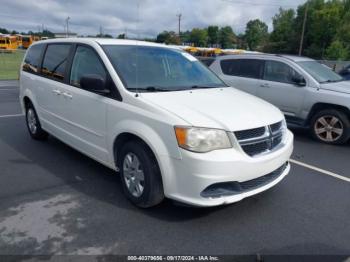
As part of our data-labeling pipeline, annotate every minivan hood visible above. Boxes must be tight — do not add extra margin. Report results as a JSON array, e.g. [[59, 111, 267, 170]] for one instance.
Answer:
[[320, 81, 350, 94], [142, 88, 284, 131]]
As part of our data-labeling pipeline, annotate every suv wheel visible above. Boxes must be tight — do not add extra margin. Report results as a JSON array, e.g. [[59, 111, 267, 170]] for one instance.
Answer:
[[311, 109, 350, 145], [118, 141, 164, 208], [25, 103, 48, 140]]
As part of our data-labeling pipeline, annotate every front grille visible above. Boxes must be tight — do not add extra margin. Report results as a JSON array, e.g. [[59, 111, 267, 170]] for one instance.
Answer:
[[240, 163, 287, 190], [271, 122, 282, 133], [241, 141, 269, 156], [234, 121, 284, 157], [201, 163, 288, 198], [234, 127, 266, 140]]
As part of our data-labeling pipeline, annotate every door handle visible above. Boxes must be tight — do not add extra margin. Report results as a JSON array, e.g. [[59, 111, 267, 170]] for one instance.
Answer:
[[260, 83, 270, 88], [52, 89, 61, 95], [62, 92, 73, 99]]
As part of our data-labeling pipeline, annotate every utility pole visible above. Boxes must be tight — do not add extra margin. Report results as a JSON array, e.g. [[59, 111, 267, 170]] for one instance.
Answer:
[[299, 1, 309, 56], [65, 16, 70, 38], [176, 13, 182, 37]]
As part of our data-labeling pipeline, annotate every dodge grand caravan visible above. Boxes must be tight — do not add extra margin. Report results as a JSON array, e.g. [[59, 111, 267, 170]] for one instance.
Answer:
[[20, 39, 293, 208]]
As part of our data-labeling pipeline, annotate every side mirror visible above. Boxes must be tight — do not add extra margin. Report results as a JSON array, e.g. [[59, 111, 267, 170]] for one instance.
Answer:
[[291, 75, 306, 87], [80, 74, 110, 95]]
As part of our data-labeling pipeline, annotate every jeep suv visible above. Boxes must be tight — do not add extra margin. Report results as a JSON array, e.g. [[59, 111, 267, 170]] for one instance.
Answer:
[[20, 39, 293, 207], [210, 54, 350, 144]]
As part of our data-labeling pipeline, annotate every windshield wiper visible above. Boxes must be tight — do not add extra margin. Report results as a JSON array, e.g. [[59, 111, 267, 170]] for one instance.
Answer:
[[128, 86, 172, 92], [190, 85, 223, 89], [320, 79, 343, 84]]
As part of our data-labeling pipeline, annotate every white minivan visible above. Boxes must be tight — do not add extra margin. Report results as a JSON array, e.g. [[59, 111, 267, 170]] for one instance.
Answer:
[[20, 39, 293, 208]]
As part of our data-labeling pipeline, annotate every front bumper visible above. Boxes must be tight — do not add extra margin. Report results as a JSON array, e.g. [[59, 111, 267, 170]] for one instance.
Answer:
[[162, 130, 293, 207]]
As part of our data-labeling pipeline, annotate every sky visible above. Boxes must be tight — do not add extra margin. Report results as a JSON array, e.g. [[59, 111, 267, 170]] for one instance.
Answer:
[[1, 0, 307, 38]]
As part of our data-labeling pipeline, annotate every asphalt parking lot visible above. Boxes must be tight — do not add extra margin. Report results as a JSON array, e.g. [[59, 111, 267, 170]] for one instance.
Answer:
[[0, 81, 349, 256]]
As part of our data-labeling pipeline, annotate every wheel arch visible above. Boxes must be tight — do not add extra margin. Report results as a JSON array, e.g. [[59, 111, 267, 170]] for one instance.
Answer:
[[306, 103, 350, 125], [23, 96, 32, 109], [21, 88, 37, 114], [110, 121, 181, 193]]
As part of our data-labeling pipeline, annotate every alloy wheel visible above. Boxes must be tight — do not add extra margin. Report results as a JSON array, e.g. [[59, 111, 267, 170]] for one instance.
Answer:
[[123, 152, 145, 198], [314, 115, 344, 142], [27, 108, 38, 134]]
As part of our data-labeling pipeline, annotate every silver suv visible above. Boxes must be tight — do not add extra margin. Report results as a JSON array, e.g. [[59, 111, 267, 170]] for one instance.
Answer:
[[210, 54, 350, 144]]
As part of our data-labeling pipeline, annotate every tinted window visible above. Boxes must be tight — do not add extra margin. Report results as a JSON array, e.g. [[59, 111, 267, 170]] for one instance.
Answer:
[[23, 44, 43, 73], [200, 58, 215, 67], [221, 59, 263, 79], [264, 60, 299, 84], [221, 59, 240, 76], [70, 46, 107, 88], [41, 44, 71, 81]]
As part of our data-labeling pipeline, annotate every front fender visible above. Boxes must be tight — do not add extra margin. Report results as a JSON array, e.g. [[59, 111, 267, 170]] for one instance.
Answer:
[[20, 87, 37, 115]]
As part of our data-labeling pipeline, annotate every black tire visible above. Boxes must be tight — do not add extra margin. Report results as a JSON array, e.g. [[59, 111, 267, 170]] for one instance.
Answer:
[[25, 102, 48, 140], [310, 109, 350, 145], [117, 140, 164, 208]]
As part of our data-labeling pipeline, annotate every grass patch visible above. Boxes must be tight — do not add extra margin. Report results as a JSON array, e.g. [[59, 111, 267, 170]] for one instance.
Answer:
[[0, 50, 25, 80]]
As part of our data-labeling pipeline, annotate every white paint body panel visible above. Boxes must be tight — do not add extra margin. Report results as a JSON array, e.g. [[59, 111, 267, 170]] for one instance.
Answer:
[[19, 38, 293, 207]]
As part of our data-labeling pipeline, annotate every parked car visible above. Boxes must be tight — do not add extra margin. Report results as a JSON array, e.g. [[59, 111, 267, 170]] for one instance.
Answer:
[[339, 64, 350, 80], [20, 39, 293, 208], [210, 54, 350, 145]]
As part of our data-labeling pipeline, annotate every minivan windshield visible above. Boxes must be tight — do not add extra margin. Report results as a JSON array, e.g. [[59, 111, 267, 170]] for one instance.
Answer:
[[297, 61, 343, 83], [103, 45, 225, 92]]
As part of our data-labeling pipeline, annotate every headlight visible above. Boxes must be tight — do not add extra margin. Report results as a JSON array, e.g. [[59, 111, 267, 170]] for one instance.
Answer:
[[174, 126, 232, 153]]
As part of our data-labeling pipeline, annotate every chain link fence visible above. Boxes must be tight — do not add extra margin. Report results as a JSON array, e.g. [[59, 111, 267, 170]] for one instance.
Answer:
[[0, 49, 26, 80]]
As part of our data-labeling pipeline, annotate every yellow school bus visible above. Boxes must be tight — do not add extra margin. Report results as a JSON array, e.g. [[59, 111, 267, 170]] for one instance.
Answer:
[[22, 35, 33, 49], [0, 35, 18, 50], [15, 34, 23, 48]]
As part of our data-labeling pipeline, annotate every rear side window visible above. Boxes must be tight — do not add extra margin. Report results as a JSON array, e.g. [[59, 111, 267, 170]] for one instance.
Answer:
[[200, 58, 215, 67], [70, 46, 107, 88], [41, 44, 71, 82], [23, 44, 43, 74], [264, 60, 299, 84], [220, 59, 263, 79]]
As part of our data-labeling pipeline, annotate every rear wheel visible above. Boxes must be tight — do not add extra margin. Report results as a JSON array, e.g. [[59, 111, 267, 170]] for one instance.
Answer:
[[118, 141, 164, 208], [310, 109, 350, 145], [25, 102, 48, 140]]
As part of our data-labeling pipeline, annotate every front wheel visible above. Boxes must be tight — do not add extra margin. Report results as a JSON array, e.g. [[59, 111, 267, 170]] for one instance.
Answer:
[[310, 109, 350, 145], [118, 141, 164, 208], [25, 103, 48, 140]]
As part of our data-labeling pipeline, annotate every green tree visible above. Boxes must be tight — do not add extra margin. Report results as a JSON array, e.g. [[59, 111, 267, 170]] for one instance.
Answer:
[[306, 0, 343, 58], [190, 28, 208, 47], [207, 26, 219, 46], [0, 28, 9, 34], [180, 30, 191, 44], [325, 40, 349, 60], [267, 8, 296, 53], [236, 33, 248, 49], [219, 26, 236, 49], [117, 33, 126, 39], [245, 19, 268, 51], [156, 31, 180, 45]]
